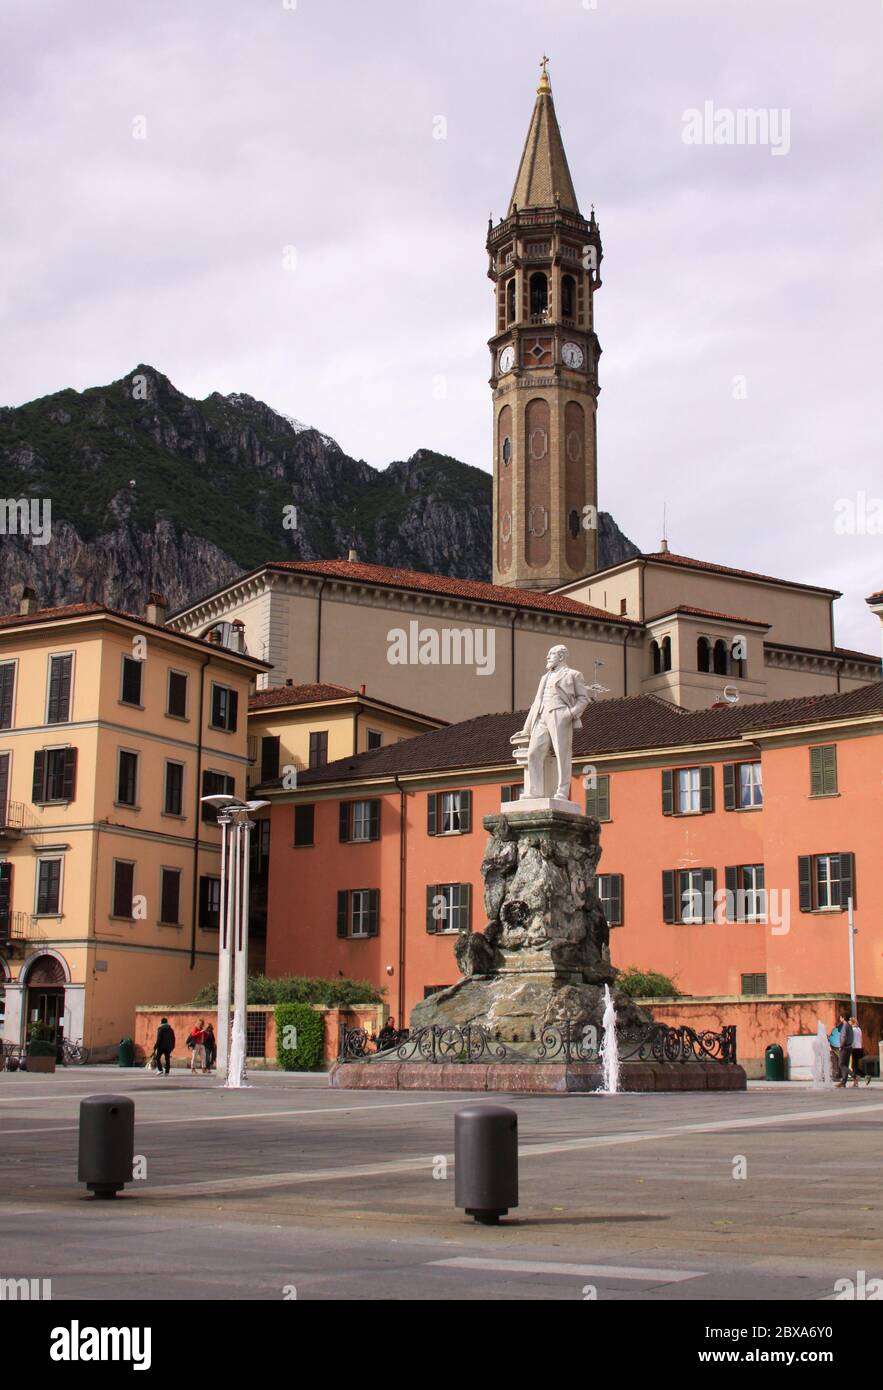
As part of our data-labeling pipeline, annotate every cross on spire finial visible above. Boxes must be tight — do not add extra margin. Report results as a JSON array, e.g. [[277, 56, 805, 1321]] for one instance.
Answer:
[[537, 55, 551, 93]]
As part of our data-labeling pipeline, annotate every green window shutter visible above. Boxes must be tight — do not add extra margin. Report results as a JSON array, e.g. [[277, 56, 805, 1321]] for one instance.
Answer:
[[339, 802, 349, 842], [661, 769, 674, 816], [699, 766, 714, 813], [810, 747, 823, 796], [797, 856, 813, 912], [463, 881, 472, 931], [724, 866, 741, 922], [336, 890, 348, 937], [368, 800, 380, 840], [460, 791, 472, 834], [62, 747, 78, 801], [427, 793, 437, 836], [609, 874, 622, 926], [367, 889, 380, 936], [662, 870, 676, 923], [426, 884, 438, 934], [585, 781, 597, 818], [723, 763, 736, 811], [838, 853, 855, 910], [823, 745, 837, 795], [701, 868, 716, 923], [598, 775, 610, 821], [32, 750, 46, 802]]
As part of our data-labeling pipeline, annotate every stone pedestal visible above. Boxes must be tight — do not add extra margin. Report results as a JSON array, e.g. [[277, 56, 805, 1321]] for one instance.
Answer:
[[409, 807, 649, 1041]]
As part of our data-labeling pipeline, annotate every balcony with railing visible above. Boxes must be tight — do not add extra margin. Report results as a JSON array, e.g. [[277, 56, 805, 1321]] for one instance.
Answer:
[[0, 910, 47, 944], [0, 801, 42, 841]]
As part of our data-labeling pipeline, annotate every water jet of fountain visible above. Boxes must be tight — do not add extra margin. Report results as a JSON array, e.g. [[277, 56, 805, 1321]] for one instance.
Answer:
[[810, 1020, 835, 1090], [599, 983, 620, 1094]]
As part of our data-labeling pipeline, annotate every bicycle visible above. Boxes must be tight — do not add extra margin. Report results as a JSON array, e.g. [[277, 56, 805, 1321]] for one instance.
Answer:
[[60, 1037, 90, 1065]]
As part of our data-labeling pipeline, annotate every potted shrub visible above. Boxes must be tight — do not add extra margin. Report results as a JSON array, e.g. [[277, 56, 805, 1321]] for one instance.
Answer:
[[26, 1023, 57, 1074]]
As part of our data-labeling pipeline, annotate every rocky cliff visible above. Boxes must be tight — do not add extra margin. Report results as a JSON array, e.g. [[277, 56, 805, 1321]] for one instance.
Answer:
[[0, 365, 639, 612]]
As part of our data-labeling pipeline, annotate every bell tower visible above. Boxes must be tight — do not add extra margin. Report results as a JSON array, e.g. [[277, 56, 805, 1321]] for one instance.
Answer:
[[489, 60, 603, 590]]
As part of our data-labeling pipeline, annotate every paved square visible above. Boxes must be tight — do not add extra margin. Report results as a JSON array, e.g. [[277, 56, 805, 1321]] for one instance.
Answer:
[[1, 1069, 881, 1301]]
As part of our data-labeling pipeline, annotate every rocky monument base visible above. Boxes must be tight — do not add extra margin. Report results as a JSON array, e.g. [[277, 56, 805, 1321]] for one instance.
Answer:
[[332, 806, 745, 1093]]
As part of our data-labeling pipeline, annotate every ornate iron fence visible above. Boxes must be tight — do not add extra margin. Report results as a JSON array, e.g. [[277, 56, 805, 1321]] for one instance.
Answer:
[[337, 1020, 737, 1066]]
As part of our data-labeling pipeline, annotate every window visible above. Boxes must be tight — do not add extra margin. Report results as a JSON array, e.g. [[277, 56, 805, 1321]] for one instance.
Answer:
[[662, 766, 713, 816], [120, 656, 143, 706], [741, 973, 767, 996], [0, 754, 9, 824], [199, 875, 221, 931], [561, 273, 575, 320], [340, 800, 380, 843], [210, 683, 238, 732], [201, 770, 235, 823], [662, 868, 715, 924], [35, 858, 62, 915], [336, 888, 379, 938], [112, 860, 135, 918], [427, 790, 472, 835], [585, 774, 610, 821], [293, 804, 315, 847], [810, 745, 838, 797], [117, 750, 139, 807], [246, 1012, 267, 1057], [506, 278, 516, 324], [32, 747, 77, 803], [0, 860, 12, 939], [250, 818, 270, 878], [697, 636, 711, 673], [167, 670, 188, 719], [651, 637, 672, 675], [425, 883, 472, 934], [46, 654, 73, 723], [0, 661, 16, 728], [529, 271, 548, 318], [260, 735, 281, 781], [164, 761, 184, 816], [723, 761, 763, 810], [366, 729, 383, 751], [724, 865, 766, 922], [309, 731, 328, 768], [797, 852, 855, 914], [712, 639, 729, 676], [597, 873, 623, 926], [423, 985, 447, 999], [159, 867, 181, 925], [500, 783, 522, 803]]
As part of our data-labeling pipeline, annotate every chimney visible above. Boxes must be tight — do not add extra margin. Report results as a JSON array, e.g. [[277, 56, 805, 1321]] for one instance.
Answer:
[[659, 538, 670, 555], [231, 620, 246, 654], [19, 586, 39, 616], [359, 683, 366, 695], [347, 547, 359, 563], [145, 592, 168, 625]]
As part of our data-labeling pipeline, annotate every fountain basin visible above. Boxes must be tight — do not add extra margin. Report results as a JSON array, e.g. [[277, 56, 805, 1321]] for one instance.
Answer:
[[329, 1060, 746, 1092]]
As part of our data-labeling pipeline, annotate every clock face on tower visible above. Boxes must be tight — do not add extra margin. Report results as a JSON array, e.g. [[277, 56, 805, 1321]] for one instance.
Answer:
[[561, 341, 584, 370], [498, 344, 516, 374]]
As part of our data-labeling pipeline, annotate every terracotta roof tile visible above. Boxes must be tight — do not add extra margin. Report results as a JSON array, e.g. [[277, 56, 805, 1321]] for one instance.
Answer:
[[640, 551, 841, 597], [0, 601, 270, 665], [645, 604, 770, 628], [249, 683, 356, 709], [262, 559, 637, 625], [282, 682, 883, 787]]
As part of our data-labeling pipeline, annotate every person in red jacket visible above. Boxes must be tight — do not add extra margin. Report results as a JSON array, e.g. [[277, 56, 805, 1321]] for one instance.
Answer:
[[188, 1019, 206, 1074]]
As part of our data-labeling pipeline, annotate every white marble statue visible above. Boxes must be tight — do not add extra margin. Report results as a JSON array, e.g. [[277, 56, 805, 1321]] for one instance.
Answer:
[[512, 644, 591, 803]]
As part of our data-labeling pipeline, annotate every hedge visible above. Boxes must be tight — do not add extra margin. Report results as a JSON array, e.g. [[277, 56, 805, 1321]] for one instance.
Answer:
[[192, 974, 382, 1009], [275, 1003, 324, 1071], [616, 967, 680, 999]]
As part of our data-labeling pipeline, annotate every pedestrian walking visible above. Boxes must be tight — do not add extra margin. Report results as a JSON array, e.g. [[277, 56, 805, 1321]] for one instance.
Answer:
[[154, 1017, 175, 1076], [203, 1022, 217, 1073], [188, 1019, 206, 1074], [849, 1016, 866, 1087], [835, 1011, 854, 1087]]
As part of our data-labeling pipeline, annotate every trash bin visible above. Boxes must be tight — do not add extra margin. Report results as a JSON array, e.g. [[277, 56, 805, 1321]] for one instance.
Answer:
[[764, 1042, 785, 1081], [118, 1038, 135, 1068]]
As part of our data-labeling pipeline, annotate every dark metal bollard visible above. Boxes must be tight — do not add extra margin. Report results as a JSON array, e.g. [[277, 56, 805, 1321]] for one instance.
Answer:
[[77, 1094, 135, 1199], [454, 1103, 518, 1224]]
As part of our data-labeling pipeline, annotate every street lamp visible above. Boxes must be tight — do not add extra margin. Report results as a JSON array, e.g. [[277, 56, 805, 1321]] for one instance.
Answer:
[[201, 794, 270, 1085]]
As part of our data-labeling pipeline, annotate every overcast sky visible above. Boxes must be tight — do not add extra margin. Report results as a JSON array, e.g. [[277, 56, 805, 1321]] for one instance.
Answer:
[[1, 0, 880, 650]]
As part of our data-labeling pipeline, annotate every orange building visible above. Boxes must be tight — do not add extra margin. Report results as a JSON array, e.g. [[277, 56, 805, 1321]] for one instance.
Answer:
[[261, 682, 883, 1070]]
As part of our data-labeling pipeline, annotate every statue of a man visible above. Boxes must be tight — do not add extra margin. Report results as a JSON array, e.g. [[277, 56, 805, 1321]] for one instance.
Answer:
[[515, 644, 590, 801]]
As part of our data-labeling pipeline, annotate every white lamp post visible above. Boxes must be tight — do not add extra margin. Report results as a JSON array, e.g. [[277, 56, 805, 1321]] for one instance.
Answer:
[[201, 794, 270, 1085]]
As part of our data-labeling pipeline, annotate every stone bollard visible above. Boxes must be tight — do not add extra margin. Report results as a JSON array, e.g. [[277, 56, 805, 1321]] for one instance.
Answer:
[[77, 1094, 135, 1199], [454, 1103, 518, 1224]]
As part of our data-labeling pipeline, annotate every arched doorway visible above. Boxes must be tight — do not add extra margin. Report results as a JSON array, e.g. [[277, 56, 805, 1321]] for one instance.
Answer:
[[24, 953, 68, 1049]]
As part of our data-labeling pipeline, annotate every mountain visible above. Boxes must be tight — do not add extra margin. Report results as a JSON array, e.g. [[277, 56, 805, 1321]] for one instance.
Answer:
[[0, 366, 640, 613]]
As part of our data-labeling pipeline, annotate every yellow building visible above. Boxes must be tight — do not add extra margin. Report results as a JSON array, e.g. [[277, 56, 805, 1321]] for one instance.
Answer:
[[0, 590, 268, 1057]]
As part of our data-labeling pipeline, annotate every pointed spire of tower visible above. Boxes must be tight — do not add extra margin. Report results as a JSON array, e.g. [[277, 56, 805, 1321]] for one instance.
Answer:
[[508, 58, 579, 215]]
